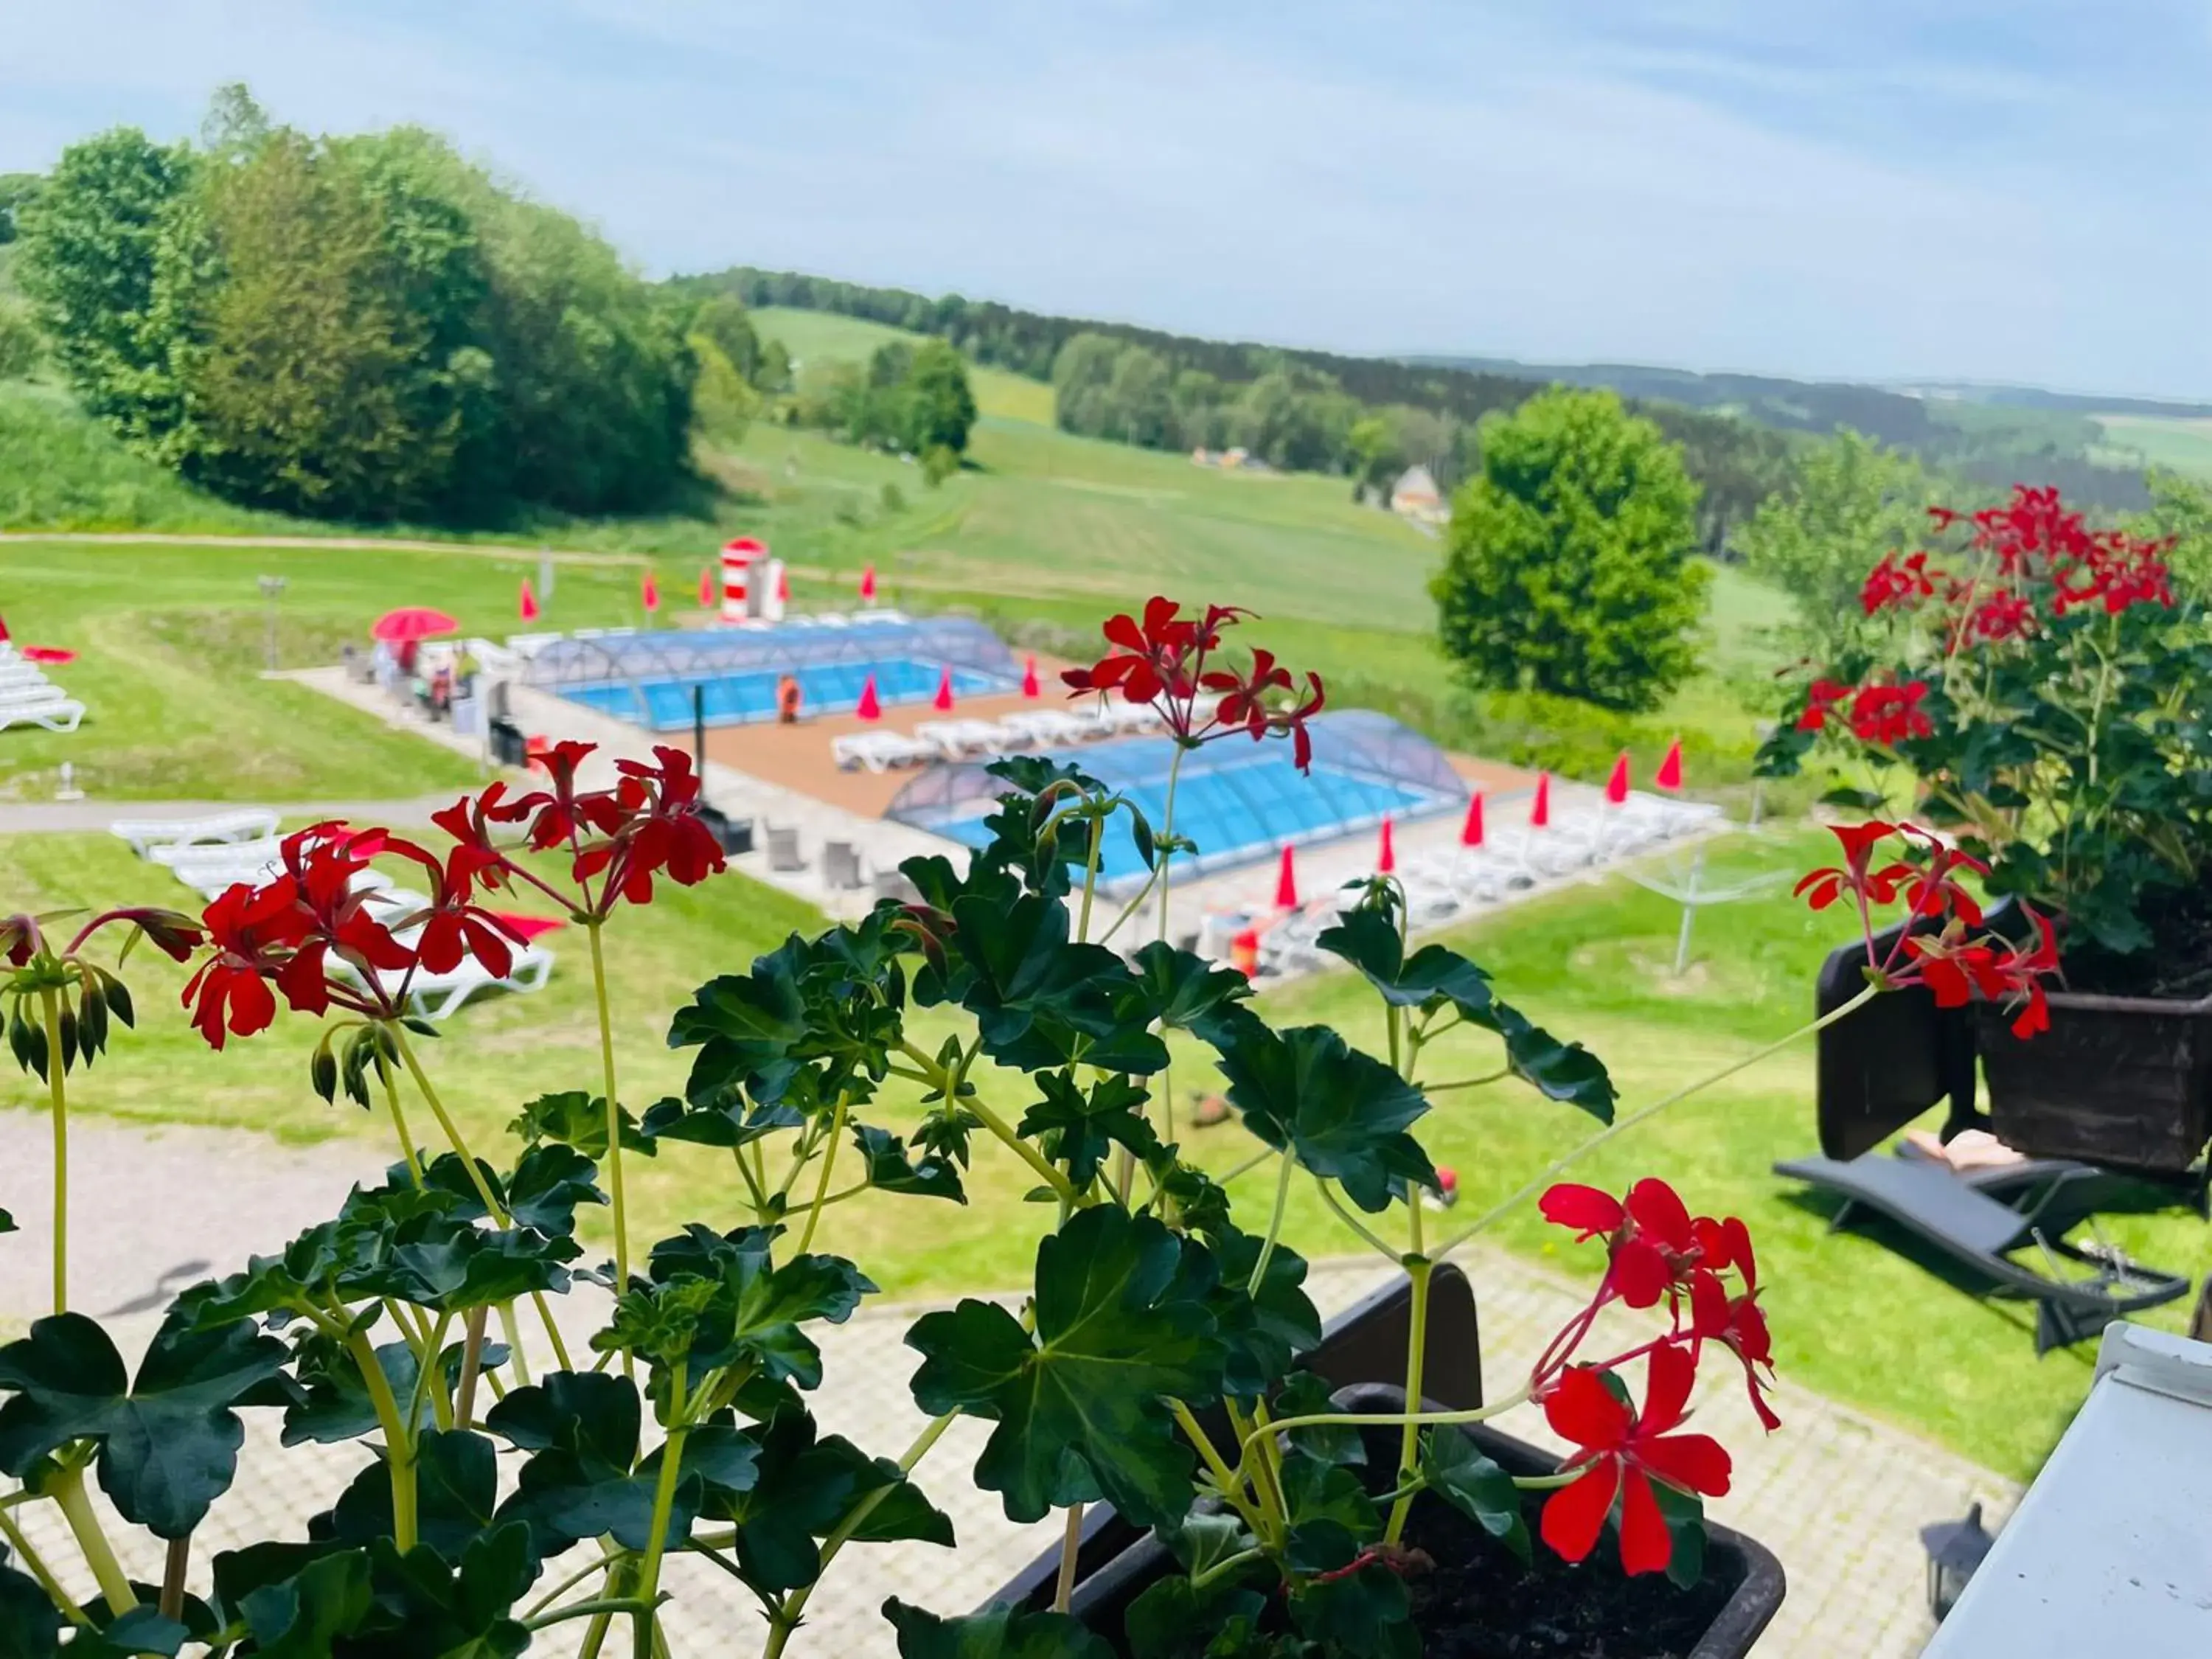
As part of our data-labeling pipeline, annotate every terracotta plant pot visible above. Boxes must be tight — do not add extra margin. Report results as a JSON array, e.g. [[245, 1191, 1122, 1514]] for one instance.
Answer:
[[987, 1269, 1785, 1658]]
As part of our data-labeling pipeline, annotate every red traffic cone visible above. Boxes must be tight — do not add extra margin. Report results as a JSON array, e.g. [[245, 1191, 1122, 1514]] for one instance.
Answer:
[[698, 566, 716, 608], [1459, 793, 1485, 848], [1021, 654, 1042, 698], [1655, 737, 1684, 793], [1377, 815, 1396, 874], [932, 665, 956, 712], [518, 578, 540, 623], [641, 570, 661, 613], [859, 563, 877, 604], [1604, 751, 1630, 805], [1530, 773, 1551, 829], [855, 675, 882, 721], [1273, 844, 1299, 910]]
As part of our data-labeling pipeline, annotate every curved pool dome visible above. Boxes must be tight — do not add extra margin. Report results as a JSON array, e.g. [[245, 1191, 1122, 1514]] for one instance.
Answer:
[[886, 709, 1470, 889], [524, 614, 1019, 731]]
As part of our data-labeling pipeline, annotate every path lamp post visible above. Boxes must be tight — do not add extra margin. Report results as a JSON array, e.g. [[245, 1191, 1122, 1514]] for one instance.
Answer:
[[257, 575, 287, 671]]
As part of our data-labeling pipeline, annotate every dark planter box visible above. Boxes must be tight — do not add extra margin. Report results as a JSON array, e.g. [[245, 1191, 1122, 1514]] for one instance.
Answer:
[[1978, 989, 2212, 1173], [697, 804, 754, 857], [1813, 915, 1978, 1160], [989, 1267, 1784, 1658], [487, 716, 526, 768]]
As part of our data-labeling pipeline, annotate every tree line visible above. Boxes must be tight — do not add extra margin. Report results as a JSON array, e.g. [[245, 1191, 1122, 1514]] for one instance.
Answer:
[[697, 266, 1798, 551], [10, 88, 698, 521]]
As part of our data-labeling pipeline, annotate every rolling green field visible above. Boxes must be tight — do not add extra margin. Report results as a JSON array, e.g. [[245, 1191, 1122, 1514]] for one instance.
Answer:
[[0, 822, 2174, 1480], [2090, 411, 2212, 479]]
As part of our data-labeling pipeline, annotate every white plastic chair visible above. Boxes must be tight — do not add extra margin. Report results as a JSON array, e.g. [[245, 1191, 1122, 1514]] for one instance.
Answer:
[[111, 809, 281, 859], [0, 699, 85, 734]]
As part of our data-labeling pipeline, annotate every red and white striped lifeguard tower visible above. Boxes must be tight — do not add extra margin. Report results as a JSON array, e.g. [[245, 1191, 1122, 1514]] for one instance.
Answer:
[[718, 538, 787, 625]]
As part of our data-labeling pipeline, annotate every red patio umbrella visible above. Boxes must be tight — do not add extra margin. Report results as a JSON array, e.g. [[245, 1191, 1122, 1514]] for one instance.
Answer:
[[1655, 737, 1684, 793], [1459, 793, 1485, 848], [1604, 751, 1631, 805], [855, 675, 882, 722], [1273, 844, 1299, 910], [776, 565, 791, 604], [1377, 815, 1396, 874], [641, 570, 661, 613], [1529, 773, 1551, 829], [372, 607, 460, 644], [1021, 654, 1042, 698], [0, 613, 10, 642], [698, 566, 717, 608], [932, 666, 956, 712], [859, 563, 877, 604], [518, 579, 540, 623]]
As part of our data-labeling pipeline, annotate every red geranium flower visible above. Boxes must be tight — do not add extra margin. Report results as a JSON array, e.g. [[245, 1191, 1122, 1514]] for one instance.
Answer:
[[1689, 1268, 1781, 1431], [1537, 1178, 1700, 1310], [1794, 679, 1851, 734], [183, 880, 309, 1048], [1540, 1343, 1732, 1574], [1901, 905, 2058, 1037], [1860, 551, 1937, 616], [1847, 681, 1933, 745]]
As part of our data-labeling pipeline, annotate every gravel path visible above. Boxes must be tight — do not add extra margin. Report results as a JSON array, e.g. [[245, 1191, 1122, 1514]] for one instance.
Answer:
[[0, 1110, 2000, 1655]]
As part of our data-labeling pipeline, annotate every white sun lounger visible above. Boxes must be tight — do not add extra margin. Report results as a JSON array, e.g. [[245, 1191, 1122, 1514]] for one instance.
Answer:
[[111, 809, 282, 859], [0, 698, 85, 734], [151, 835, 283, 874], [0, 681, 66, 707], [832, 731, 936, 773], [330, 946, 555, 1022], [997, 710, 1096, 750], [0, 663, 52, 688], [914, 720, 1008, 759]]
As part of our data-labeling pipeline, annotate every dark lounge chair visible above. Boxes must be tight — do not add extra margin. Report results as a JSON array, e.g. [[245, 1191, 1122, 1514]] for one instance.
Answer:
[[1773, 1152, 2188, 1353]]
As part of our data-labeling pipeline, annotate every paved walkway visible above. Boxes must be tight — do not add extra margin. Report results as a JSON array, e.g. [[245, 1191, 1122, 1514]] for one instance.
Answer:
[[0, 1110, 2007, 1656]]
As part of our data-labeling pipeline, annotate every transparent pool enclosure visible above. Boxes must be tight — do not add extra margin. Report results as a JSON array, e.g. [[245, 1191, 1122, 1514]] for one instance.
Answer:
[[525, 616, 1020, 730], [886, 710, 1468, 887]]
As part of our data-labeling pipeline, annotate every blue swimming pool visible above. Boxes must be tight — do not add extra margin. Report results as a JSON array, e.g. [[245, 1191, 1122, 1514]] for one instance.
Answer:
[[922, 731, 1455, 885], [561, 656, 1006, 730]]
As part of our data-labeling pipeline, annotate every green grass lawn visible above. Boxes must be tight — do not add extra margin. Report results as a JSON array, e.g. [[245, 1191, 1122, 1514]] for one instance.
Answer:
[[2090, 411, 2212, 480], [2, 821, 2179, 1479]]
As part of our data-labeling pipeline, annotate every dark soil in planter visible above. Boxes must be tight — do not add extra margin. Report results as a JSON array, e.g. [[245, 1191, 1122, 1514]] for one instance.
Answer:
[[2054, 881, 2212, 999], [1402, 1489, 1741, 1658]]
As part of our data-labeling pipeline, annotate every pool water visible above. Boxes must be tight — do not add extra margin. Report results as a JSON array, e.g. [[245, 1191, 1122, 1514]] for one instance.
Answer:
[[562, 657, 1004, 730], [931, 740, 1447, 884]]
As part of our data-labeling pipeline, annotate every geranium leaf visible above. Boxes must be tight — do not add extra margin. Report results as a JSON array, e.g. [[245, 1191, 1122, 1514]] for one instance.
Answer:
[[1273, 1371, 1363, 1467], [361, 1523, 536, 1659], [1015, 1071, 1158, 1188], [327, 1429, 501, 1564], [1494, 1007, 1616, 1124], [0, 1560, 59, 1659], [639, 1093, 804, 1150], [668, 939, 811, 1102], [1653, 1481, 1708, 1589], [0, 1208, 13, 1235], [488, 1372, 667, 1554], [849, 1123, 967, 1203], [1288, 1559, 1416, 1658], [906, 1206, 1225, 1529], [237, 1549, 375, 1659], [507, 1091, 656, 1158], [1124, 1575, 1268, 1659], [883, 1597, 1116, 1659], [1216, 1025, 1436, 1212], [1178, 1231, 1319, 1400], [706, 1405, 950, 1596], [0, 1310, 288, 1537], [1129, 942, 1263, 1049], [1422, 1429, 1529, 1563]]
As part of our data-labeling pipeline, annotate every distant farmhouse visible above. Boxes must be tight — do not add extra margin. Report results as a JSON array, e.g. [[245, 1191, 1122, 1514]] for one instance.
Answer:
[[1189, 447, 1273, 474], [1389, 464, 1447, 528]]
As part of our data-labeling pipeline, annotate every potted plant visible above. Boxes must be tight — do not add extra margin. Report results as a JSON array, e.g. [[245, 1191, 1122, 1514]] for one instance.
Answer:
[[0, 599, 2018, 1657], [1762, 487, 2212, 1171]]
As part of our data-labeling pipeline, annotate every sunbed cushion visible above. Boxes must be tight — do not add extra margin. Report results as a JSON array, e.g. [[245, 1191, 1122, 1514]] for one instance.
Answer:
[[1775, 1153, 2034, 1257]]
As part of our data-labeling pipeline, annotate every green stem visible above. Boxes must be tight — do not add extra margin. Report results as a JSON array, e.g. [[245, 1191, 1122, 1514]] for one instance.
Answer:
[[900, 1043, 1081, 1206], [1246, 1151, 1296, 1295], [1052, 1502, 1085, 1613], [1435, 983, 1882, 1262], [1244, 1388, 1531, 1461], [522, 1547, 621, 1621], [1075, 810, 1106, 944], [0, 1504, 91, 1627], [1313, 1175, 1402, 1261], [1171, 1400, 1272, 1543], [586, 922, 630, 1295], [497, 1301, 535, 1388], [629, 1362, 689, 1659], [762, 1411, 959, 1659], [40, 989, 67, 1315], [533, 1597, 657, 1633], [1191, 1546, 1267, 1592], [52, 1463, 135, 1616], [1422, 1068, 1513, 1094], [796, 1097, 849, 1255], [455, 1307, 489, 1429], [1385, 1256, 1433, 1544], [376, 1046, 426, 1189], [348, 1327, 418, 1552], [388, 1024, 503, 1218]]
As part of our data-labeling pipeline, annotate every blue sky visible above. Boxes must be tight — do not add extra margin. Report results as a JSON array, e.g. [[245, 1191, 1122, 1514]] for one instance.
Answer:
[[7, 1, 2210, 397]]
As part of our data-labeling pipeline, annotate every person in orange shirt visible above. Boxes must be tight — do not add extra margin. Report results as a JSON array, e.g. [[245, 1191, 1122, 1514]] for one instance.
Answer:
[[776, 673, 802, 724]]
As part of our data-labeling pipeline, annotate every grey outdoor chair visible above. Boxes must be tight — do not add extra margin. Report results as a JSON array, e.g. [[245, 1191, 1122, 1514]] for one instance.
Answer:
[[1773, 1152, 2190, 1354], [766, 825, 805, 872], [822, 841, 864, 891]]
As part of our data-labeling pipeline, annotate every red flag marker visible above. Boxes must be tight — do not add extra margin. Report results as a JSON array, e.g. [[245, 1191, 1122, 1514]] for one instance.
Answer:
[[1273, 844, 1299, 910], [859, 563, 877, 604], [1459, 793, 1485, 849], [518, 579, 539, 623], [1655, 737, 1684, 793], [776, 565, 791, 604], [932, 665, 956, 712], [0, 613, 10, 642], [1377, 815, 1397, 874], [1021, 654, 1042, 698], [698, 566, 716, 608], [1530, 773, 1551, 829], [641, 570, 661, 613], [1604, 751, 1631, 805], [855, 675, 882, 721]]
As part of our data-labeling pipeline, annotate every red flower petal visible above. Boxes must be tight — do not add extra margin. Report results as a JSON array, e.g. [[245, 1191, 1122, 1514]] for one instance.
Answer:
[[1539, 1183, 1625, 1240], [1637, 1432, 1732, 1499], [1617, 1467, 1673, 1576], [1613, 1239, 1672, 1310], [1625, 1178, 1692, 1251], [1539, 1461, 1620, 1565], [1639, 1341, 1697, 1435], [1544, 1366, 1632, 1450]]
